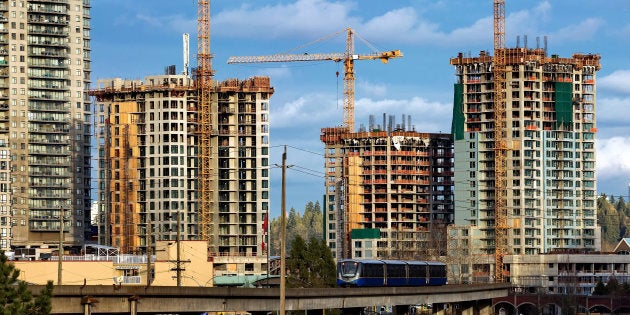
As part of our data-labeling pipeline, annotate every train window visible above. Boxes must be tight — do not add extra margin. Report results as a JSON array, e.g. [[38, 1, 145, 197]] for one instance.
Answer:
[[339, 261, 359, 277], [362, 263, 384, 278], [387, 264, 406, 278]]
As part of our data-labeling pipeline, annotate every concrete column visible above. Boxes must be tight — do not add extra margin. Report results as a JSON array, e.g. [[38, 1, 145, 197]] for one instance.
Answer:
[[478, 304, 493, 315], [128, 296, 138, 315], [461, 303, 476, 315], [342, 307, 365, 315], [394, 305, 409, 315]]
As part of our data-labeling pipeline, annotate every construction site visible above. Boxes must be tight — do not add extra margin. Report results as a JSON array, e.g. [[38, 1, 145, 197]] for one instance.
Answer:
[[85, 0, 603, 291], [321, 116, 453, 260]]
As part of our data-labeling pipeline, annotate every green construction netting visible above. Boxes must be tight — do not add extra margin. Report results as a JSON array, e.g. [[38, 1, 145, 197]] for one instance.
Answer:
[[351, 228, 380, 239], [555, 82, 573, 128], [452, 83, 465, 140]]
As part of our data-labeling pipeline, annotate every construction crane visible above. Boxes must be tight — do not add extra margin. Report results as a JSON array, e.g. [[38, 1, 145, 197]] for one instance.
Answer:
[[493, 0, 508, 282], [227, 28, 402, 132], [197, 0, 215, 246]]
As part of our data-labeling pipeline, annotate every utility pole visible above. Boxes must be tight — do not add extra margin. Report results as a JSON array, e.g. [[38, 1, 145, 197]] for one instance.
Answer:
[[146, 221, 152, 287], [169, 210, 189, 286], [280, 146, 287, 315], [177, 210, 182, 286], [57, 208, 64, 286]]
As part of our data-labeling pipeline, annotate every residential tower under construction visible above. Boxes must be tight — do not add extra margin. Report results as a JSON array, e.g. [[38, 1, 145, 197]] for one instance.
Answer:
[[449, 46, 601, 260], [321, 114, 454, 260], [91, 73, 273, 275]]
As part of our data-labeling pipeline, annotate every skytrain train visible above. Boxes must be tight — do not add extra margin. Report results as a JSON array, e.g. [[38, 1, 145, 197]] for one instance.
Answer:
[[337, 259, 447, 287]]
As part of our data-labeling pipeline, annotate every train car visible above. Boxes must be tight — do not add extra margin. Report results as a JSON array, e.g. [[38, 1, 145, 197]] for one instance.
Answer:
[[337, 259, 446, 287], [426, 261, 447, 285]]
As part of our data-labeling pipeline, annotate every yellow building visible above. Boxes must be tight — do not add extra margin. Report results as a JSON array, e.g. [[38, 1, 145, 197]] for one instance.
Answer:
[[13, 241, 214, 287]]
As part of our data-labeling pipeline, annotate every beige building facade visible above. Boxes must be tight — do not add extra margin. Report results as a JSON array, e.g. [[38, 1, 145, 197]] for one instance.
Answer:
[[14, 240, 215, 287]]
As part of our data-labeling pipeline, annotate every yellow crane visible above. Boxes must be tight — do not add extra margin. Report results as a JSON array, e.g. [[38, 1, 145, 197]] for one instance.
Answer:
[[227, 27, 402, 132], [197, 0, 215, 246], [493, 0, 508, 282]]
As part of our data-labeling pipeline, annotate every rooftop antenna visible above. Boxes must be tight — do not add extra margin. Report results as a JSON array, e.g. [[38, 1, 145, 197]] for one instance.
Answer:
[[183, 33, 190, 76]]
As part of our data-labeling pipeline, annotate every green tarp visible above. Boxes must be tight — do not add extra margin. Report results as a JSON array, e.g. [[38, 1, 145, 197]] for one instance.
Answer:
[[555, 82, 573, 128], [452, 83, 465, 140], [351, 228, 380, 239]]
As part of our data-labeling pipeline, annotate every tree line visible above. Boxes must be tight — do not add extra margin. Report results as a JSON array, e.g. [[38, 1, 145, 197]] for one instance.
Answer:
[[597, 195, 630, 250]]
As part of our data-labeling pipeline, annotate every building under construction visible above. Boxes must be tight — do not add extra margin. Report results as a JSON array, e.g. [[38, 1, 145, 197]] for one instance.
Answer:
[[449, 44, 601, 278], [321, 114, 453, 260], [91, 73, 273, 275]]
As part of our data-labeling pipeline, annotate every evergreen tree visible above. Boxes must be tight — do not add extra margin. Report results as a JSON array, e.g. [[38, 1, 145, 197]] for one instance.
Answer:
[[269, 201, 325, 256], [286, 235, 336, 288], [606, 277, 621, 295], [0, 251, 53, 314], [597, 196, 621, 247], [592, 280, 607, 295], [306, 237, 336, 287], [287, 235, 309, 287]]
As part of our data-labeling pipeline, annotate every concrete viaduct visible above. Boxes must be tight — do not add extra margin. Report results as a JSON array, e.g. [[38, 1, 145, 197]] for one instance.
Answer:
[[30, 283, 511, 315]]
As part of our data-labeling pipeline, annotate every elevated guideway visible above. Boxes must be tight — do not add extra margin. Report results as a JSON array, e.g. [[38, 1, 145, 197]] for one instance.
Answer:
[[31, 283, 510, 314]]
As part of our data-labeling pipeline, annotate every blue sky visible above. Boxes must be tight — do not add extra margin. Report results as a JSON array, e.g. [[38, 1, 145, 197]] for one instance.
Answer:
[[91, 0, 630, 216]]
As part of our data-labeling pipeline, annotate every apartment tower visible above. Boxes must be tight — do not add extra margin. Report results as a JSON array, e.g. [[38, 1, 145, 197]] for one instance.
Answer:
[[321, 114, 454, 260], [0, 0, 92, 251], [450, 47, 601, 257], [92, 75, 273, 269]]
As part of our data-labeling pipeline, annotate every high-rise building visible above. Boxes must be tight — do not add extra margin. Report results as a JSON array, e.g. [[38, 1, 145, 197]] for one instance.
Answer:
[[0, 0, 93, 251], [321, 114, 454, 260], [91, 75, 273, 268], [450, 48, 601, 256]]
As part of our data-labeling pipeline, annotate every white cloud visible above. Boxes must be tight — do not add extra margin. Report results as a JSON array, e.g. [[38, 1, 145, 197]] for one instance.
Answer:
[[254, 66, 292, 80], [597, 137, 630, 181], [550, 18, 604, 43], [597, 97, 630, 127], [355, 96, 452, 133], [599, 70, 630, 95], [357, 80, 387, 98], [270, 93, 341, 129], [213, 0, 357, 39]]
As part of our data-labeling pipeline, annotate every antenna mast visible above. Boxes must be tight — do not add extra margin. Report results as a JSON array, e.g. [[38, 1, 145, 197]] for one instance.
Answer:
[[183, 33, 190, 76]]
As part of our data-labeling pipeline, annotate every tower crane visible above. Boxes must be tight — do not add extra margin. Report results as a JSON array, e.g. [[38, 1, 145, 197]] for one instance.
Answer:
[[493, 0, 508, 282], [227, 28, 402, 132], [197, 0, 215, 246]]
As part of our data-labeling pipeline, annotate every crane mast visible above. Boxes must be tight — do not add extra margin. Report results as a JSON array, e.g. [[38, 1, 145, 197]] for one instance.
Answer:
[[197, 0, 215, 246], [227, 28, 401, 132], [343, 29, 356, 132], [493, 0, 508, 282]]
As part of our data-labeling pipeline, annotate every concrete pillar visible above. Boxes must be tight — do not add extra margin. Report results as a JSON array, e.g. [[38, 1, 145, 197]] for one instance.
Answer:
[[394, 305, 409, 315], [461, 302, 476, 315], [478, 304, 493, 315], [81, 295, 96, 315], [128, 296, 138, 315], [342, 307, 365, 315]]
